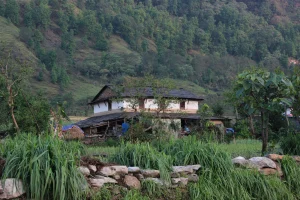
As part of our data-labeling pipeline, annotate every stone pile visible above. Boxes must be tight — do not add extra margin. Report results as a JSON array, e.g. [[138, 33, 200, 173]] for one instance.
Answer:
[[231, 154, 300, 176], [78, 164, 201, 189]]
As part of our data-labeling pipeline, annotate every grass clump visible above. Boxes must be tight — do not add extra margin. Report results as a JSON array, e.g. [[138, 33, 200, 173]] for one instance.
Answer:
[[281, 156, 300, 198], [141, 179, 163, 197], [280, 133, 300, 155], [110, 142, 172, 182], [123, 190, 150, 200], [1, 133, 87, 200]]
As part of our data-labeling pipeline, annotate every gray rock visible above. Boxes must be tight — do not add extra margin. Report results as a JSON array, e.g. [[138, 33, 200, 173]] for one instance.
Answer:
[[128, 167, 140, 173], [0, 179, 25, 199], [88, 165, 97, 173], [171, 178, 188, 186], [141, 170, 160, 178], [232, 157, 260, 169], [170, 172, 181, 178], [172, 165, 201, 174], [0, 184, 3, 194], [90, 176, 118, 188], [124, 175, 141, 189], [99, 166, 128, 177], [249, 157, 276, 169], [143, 178, 164, 186], [78, 166, 90, 176], [187, 174, 199, 183], [113, 174, 121, 180], [135, 174, 144, 181]]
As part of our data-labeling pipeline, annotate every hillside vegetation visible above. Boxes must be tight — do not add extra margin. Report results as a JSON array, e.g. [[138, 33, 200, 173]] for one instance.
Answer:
[[0, 0, 300, 114]]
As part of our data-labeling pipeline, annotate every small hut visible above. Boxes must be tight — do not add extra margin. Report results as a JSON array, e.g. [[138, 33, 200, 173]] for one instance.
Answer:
[[62, 125, 85, 140]]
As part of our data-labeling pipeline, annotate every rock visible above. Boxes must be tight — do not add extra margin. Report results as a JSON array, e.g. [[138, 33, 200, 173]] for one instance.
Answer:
[[266, 154, 284, 161], [292, 156, 300, 162], [171, 178, 188, 186], [259, 168, 278, 176], [187, 174, 199, 183], [232, 157, 260, 169], [88, 165, 97, 173], [249, 157, 276, 169], [275, 162, 284, 177], [135, 174, 144, 181], [170, 172, 181, 178], [124, 175, 141, 189], [78, 166, 90, 176], [0, 179, 25, 199], [113, 175, 121, 180], [141, 170, 160, 178], [144, 178, 164, 186], [172, 165, 201, 174], [99, 166, 128, 177], [90, 176, 117, 188], [128, 167, 140, 173]]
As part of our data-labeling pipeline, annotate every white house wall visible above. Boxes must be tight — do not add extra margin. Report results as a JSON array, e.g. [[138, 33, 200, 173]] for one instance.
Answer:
[[94, 102, 108, 113], [145, 99, 158, 109], [112, 101, 124, 110], [186, 101, 199, 110]]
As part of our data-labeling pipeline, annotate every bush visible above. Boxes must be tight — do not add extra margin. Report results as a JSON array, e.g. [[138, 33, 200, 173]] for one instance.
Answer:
[[280, 132, 300, 155], [110, 142, 172, 182], [1, 134, 87, 200]]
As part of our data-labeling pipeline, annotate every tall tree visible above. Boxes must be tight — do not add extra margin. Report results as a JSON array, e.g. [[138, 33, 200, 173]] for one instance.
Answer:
[[4, 0, 19, 24], [231, 69, 294, 154]]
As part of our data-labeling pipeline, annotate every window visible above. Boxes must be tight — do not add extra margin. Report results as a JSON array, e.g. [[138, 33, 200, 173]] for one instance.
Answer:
[[108, 101, 112, 111], [139, 99, 145, 109], [180, 101, 185, 110]]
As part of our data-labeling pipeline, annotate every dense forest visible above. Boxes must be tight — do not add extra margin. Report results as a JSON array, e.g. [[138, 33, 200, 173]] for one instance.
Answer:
[[0, 0, 300, 114]]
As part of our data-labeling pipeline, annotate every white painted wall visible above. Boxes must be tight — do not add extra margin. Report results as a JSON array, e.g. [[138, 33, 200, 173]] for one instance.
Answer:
[[145, 99, 158, 109], [167, 101, 180, 110], [186, 101, 199, 110], [94, 102, 108, 113], [112, 101, 124, 110]]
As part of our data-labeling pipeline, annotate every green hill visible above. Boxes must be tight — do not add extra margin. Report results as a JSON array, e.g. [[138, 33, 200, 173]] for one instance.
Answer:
[[0, 0, 300, 114]]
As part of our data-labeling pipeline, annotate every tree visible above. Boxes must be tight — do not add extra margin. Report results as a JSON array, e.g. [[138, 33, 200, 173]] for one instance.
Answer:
[[0, 51, 31, 132], [4, 0, 19, 25], [231, 69, 294, 154]]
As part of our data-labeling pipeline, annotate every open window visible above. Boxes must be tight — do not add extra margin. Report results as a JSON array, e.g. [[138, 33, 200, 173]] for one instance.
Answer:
[[180, 101, 185, 110], [139, 99, 145, 109]]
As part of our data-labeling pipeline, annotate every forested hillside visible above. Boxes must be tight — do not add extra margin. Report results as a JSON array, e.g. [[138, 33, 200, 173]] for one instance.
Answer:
[[0, 0, 300, 114]]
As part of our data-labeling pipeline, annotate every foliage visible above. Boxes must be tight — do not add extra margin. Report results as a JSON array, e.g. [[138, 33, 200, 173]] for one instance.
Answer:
[[280, 132, 300, 155], [230, 68, 294, 153], [141, 179, 163, 197], [1, 134, 87, 200], [110, 142, 172, 182], [123, 190, 150, 200], [281, 157, 300, 199], [234, 120, 252, 139]]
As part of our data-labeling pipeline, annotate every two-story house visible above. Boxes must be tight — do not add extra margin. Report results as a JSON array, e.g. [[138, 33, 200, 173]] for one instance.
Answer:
[[76, 85, 207, 139]]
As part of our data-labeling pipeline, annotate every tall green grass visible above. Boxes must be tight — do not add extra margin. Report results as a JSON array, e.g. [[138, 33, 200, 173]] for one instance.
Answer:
[[1, 134, 87, 200], [281, 157, 300, 198], [110, 142, 172, 182]]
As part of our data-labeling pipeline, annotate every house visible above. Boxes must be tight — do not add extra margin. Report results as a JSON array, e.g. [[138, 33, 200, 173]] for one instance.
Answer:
[[75, 85, 230, 140]]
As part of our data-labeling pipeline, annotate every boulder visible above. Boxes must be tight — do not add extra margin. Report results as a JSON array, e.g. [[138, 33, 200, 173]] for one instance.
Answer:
[[170, 172, 181, 178], [0, 179, 25, 200], [171, 178, 188, 186], [259, 168, 278, 176], [172, 165, 201, 174], [90, 176, 117, 188], [275, 163, 284, 177], [128, 167, 140, 173], [141, 170, 160, 178], [187, 174, 199, 183], [123, 175, 141, 190], [113, 175, 121, 180], [88, 165, 97, 173], [232, 157, 260, 169], [0, 184, 3, 194], [249, 157, 276, 169], [292, 156, 300, 162], [99, 166, 128, 177], [78, 166, 90, 176], [135, 174, 144, 181], [266, 154, 284, 161]]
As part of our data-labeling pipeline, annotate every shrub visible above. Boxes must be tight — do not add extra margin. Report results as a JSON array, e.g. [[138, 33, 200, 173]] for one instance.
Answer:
[[1, 134, 87, 200], [110, 142, 172, 182], [280, 132, 300, 155]]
